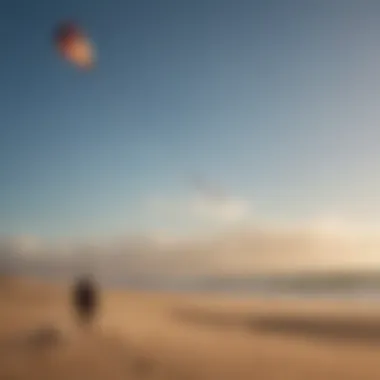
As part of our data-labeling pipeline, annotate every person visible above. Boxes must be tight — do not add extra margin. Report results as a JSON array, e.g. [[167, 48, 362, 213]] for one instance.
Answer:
[[72, 275, 98, 328]]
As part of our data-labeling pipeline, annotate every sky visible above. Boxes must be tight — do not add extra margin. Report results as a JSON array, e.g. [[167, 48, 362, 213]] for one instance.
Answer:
[[1, 1, 380, 253]]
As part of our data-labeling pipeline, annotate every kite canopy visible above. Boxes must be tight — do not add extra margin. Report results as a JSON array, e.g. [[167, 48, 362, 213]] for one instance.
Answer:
[[54, 22, 95, 69]]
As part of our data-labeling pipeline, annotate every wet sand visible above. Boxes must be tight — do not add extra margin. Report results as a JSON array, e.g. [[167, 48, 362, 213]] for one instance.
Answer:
[[0, 277, 379, 379]]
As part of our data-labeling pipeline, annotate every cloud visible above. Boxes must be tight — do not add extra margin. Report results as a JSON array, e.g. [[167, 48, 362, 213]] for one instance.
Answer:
[[2, 201, 380, 277], [1, 213, 380, 278], [145, 194, 253, 227], [0, 235, 43, 256], [190, 196, 251, 224]]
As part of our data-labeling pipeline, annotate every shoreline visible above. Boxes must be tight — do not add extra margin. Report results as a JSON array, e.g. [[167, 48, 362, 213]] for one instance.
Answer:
[[5, 274, 380, 304]]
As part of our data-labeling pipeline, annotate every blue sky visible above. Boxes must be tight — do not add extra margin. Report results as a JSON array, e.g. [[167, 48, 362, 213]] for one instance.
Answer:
[[1, 0, 380, 238]]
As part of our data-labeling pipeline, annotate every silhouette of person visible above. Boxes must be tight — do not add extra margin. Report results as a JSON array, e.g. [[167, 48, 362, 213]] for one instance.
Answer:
[[72, 275, 98, 328]]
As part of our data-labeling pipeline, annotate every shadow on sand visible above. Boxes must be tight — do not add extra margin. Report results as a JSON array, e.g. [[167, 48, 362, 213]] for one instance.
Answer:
[[173, 307, 380, 346], [0, 325, 64, 353], [0, 325, 159, 379]]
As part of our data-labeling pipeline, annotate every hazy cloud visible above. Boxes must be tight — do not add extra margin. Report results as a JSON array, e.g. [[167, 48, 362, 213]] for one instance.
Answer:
[[190, 195, 251, 224], [145, 194, 252, 227], [1, 214, 380, 277]]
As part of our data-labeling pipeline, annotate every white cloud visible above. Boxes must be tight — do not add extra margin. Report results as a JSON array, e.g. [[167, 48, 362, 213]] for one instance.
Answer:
[[145, 194, 252, 227], [1, 235, 43, 256], [302, 213, 380, 239], [190, 195, 251, 224], [2, 212, 380, 277]]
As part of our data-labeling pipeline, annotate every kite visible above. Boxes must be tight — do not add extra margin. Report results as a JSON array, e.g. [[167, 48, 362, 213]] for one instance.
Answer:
[[54, 22, 95, 69]]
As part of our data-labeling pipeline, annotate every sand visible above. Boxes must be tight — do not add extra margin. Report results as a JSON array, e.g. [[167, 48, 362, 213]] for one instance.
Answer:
[[0, 277, 379, 380]]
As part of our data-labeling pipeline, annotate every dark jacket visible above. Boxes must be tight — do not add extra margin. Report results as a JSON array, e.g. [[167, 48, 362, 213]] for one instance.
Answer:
[[73, 277, 98, 322]]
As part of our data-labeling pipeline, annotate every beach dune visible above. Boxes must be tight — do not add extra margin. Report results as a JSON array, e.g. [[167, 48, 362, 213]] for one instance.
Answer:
[[0, 277, 379, 380]]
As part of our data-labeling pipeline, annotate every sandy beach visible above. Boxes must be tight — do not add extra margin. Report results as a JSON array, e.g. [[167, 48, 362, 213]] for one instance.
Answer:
[[0, 277, 379, 380]]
